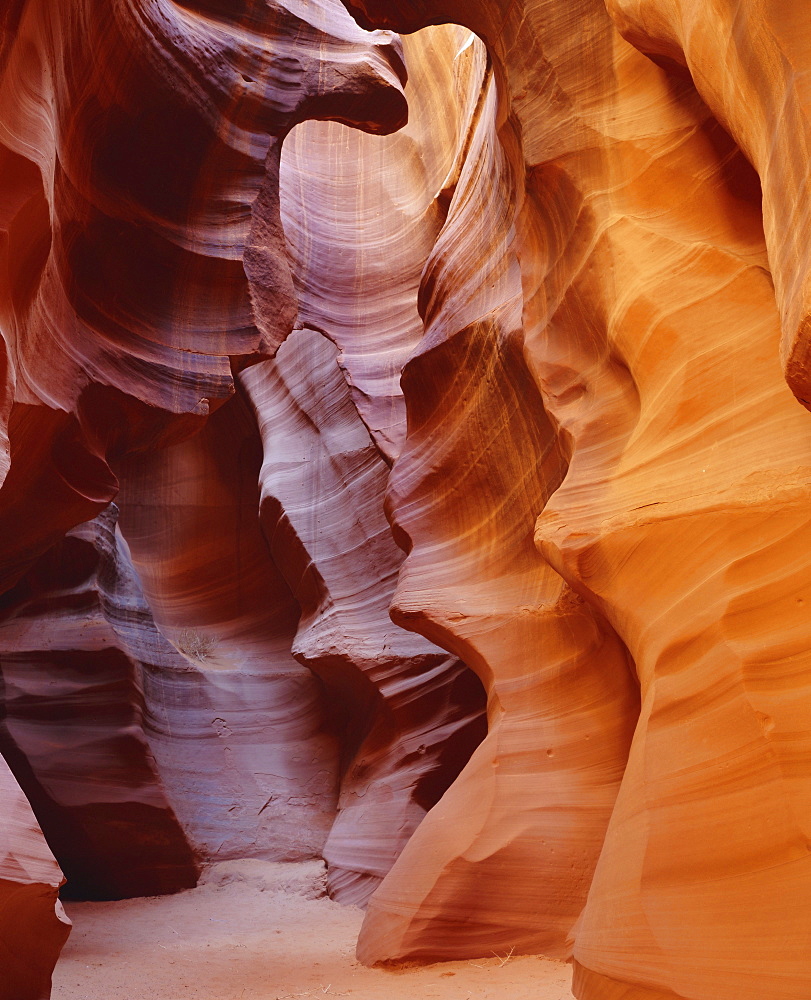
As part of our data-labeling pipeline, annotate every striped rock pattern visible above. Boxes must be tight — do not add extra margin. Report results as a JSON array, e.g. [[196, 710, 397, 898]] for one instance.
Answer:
[[114, 397, 341, 865], [343, 2, 811, 998], [2, 1, 811, 999], [0, 2, 415, 996], [261, 29, 490, 903], [0, 506, 199, 900], [242, 326, 485, 905], [0, 0, 407, 589]]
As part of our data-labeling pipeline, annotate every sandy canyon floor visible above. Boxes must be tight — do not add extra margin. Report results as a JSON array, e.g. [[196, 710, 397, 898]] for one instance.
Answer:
[[52, 861, 575, 1000]]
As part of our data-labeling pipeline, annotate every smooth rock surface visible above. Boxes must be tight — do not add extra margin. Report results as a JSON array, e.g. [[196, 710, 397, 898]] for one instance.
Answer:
[[343, 2, 811, 996], [0, 0, 408, 591], [242, 328, 485, 905], [3, 1, 811, 998], [116, 397, 340, 863], [0, 755, 71, 1000], [0, 4, 416, 995]]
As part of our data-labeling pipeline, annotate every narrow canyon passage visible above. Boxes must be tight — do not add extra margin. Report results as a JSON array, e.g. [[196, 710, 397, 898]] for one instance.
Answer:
[[2, 1, 811, 999]]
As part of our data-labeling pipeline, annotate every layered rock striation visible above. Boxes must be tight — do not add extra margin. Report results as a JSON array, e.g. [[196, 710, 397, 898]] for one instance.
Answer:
[[0, 0, 408, 590], [2, 1, 811, 999], [0, 1, 426, 995], [343, 2, 811, 998], [114, 396, 340, 864], [242, 326, 485, 905], [0, 507, 199, 900]]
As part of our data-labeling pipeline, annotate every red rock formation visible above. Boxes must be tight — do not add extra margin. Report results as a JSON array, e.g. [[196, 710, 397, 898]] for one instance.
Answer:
[[0, 755, 70, 1000], [279, 23, 480, 461], [0, 0, 408, 590], [329, 28, 640, 963], [0, 1, 414, 993], [242, 327, 485, 904], [0, 508, 198, 899], [261, 30, 488, 903], [115, 396, 340, 863], [3, 1, 811, 998], [603, 0, 811, 408], [343, 2, 811, 997]]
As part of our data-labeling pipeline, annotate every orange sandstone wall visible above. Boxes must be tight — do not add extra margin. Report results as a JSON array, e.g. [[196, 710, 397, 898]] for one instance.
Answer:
[[2, 1, 811, 999], [344, 1, 811, 998]]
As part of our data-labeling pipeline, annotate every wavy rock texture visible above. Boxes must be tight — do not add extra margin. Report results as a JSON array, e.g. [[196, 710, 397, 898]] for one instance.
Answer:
[[0, 507, 199, 899], [115, 396, 340, 862], [0, 0, 407, 590], [602, 0, 811, 408], [0, 2, 413, 994], [0, 754, 71, 1000], [3, 1, 811, 999], [261, 28, 489, 904], [242, 327, 485, 905], [279, 24, 481, 462], [341, 34, 639, 964], [107, 23, 486, 893], [343, 1, 811, 997]]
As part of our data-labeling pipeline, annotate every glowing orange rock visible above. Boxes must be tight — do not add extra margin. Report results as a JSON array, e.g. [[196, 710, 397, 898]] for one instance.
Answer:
[[343, 2, 811, 996]]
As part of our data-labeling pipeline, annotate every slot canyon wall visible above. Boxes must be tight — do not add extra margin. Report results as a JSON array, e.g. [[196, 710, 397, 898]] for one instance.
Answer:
[[1, 1, 810, 999]]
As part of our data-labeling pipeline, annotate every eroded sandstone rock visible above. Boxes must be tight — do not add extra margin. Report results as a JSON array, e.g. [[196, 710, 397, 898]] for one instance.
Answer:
[[0, 1, 413, 993], [343, 2, 811, 997], [115, 397, 340, 863], [0, 755, 70, 1000], [3, 1, 811, 998], [242, 327, 485, 905], [0, 0, 407, 591], [0, 508, 199, 899]]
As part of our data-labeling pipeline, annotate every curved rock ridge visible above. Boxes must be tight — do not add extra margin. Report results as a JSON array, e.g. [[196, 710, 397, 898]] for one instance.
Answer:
[[242, 328, 486, 905], [279, 23, 484, 462], [0, 5, 416, 993], [343, 29, 638, 964], [2, 2, 811, 998], [0, 0, 408, 593], [601, 0, 811, 409], [0, 755, 71, 1000], [115, 395, 340, 863], [0, 505, 199, 899], [256, 28, 491, 904], [341, 2, 811, 997], [0, 0, 406, 415]]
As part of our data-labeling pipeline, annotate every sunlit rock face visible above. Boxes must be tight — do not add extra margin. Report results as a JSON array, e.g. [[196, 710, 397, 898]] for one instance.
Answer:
[[343, 2, 811, 998], [3, 0, 811, 998], [318, 27, 641, 964]]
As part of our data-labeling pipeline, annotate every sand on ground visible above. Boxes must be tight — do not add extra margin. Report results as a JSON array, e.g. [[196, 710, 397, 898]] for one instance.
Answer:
[[52, 860, 576, 1000]]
